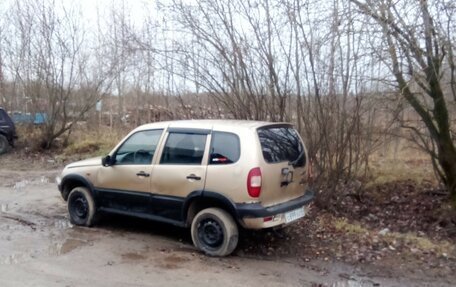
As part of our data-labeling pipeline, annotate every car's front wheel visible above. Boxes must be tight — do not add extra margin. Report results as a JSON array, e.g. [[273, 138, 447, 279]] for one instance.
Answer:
[[191, 208, 238, 256], [68, 187, 97, 227]]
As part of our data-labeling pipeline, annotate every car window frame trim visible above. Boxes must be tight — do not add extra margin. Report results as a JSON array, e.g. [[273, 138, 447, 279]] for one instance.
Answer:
[[159, 129, 209, 166], [207, 130, 241, 166], [112, 128, 164, 166]]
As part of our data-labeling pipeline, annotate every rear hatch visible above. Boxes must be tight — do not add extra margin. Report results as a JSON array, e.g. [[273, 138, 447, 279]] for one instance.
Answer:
[[256, 124, 307, 207]]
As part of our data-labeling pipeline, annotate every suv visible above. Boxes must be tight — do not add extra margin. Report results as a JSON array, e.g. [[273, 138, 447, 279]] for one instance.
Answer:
[[0, 108, 18, 154], [57, 120, 314, 256]]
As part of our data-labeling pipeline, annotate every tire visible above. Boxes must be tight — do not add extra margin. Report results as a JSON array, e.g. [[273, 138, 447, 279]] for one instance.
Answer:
[[0, 135, 9, 155], [191, 207, 238, 257], [68, 187, 97, 227]]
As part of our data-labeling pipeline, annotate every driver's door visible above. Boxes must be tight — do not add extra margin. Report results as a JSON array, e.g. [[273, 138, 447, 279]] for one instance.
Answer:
[[95, 129, 164, 213]]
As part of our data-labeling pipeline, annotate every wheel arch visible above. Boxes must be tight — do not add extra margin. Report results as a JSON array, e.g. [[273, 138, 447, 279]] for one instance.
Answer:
[[183, 191, 239, 226], [0, 131, 8, 142], [61, 174, 95, 201], [0, 128, 14, 143]]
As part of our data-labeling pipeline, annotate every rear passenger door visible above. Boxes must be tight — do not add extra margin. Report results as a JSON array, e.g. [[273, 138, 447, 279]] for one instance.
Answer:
[[150, 128, 210, 220], [204, 131, 242, 200]]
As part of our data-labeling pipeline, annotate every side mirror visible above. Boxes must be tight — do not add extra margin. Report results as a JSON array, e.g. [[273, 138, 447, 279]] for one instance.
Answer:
[[102, 155, 113, 167]]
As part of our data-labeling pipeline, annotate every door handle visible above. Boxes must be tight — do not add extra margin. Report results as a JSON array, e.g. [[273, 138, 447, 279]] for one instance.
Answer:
[[186, 174, 201, 181], [136, 171, 150, 177]]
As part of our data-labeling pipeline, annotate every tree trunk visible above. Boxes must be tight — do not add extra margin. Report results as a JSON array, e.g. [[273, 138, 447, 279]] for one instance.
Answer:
[[437, 136, 456, 206]]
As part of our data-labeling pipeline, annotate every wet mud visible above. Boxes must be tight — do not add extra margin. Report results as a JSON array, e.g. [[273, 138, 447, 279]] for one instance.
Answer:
[[0, 169, 452, 287]]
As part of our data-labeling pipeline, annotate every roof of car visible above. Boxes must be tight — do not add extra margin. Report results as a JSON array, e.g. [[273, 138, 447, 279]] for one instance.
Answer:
[[135, 119, 291, 132]]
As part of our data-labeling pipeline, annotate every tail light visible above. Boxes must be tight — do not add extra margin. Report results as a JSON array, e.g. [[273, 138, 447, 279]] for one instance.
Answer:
[[247, 167, 262, 198]]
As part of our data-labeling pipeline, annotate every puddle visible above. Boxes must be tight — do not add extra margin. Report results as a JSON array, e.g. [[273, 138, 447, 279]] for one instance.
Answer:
[[332, 281, 363, 287], [0, 253, 31, 265], [1, 215, 37, 230], [331, 276, 380, 287], [1, 203, 8, 212], [157, 254, 191, 270], [11, 176, 53, 190], [0, 238, 86, 265], [54, 219, 73, 230], [49, 238, 87, 256], [60, 238, 86, 254], [122, 252, 147, 261], [13, 180, 30, 190]]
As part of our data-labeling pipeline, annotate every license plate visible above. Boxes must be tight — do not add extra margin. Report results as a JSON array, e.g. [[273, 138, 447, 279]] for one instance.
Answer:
[[284, 207, 305, 223]]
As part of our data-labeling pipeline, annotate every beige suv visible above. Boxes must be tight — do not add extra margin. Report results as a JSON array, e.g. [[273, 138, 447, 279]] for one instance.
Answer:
[[57, 120, 314, 256]]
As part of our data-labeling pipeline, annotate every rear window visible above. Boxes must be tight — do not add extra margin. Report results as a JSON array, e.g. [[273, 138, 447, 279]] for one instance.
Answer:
[[257, 126, 305, 167]]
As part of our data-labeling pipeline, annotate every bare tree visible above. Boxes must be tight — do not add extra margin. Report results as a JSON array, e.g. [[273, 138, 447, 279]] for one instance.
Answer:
[[350, 0, 456, 205], [4, 0, 114, 148], [164, 0, 294, 120]]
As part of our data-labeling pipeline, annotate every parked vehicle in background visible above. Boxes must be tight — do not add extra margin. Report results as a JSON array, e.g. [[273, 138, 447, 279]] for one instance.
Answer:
[[57, 120, 314, 256], [0, 108, 18, 154], [11, 111, 48, 125]]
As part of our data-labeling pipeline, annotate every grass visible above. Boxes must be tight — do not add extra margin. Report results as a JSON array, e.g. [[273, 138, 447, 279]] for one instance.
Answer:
[[58, 127, 126, 161], [332, 218, 369, 235], [384, 232, 455, 256], [14, 125, 45, 150], [366, 142, 437, 187]]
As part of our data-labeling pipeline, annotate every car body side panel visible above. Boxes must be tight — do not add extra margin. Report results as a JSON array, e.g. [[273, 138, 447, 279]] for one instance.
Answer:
[[96, 165, 152, 193], [150, 130, 211, 198]]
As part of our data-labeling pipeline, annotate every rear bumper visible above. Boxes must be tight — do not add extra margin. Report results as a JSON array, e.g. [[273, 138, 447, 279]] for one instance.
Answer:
[[236, 189, 315, 229]]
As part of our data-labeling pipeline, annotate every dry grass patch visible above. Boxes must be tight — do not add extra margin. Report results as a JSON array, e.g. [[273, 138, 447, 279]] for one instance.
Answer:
[[332, 218, 369, 235], [59, 128, 126, 161], [367, 143, 436, 186], [330, 215, 455, 258]]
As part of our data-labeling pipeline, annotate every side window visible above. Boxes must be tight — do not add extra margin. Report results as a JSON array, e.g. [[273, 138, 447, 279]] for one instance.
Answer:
[[0, 110, 5, 122], [114, 129, 163, 165], [160, 132, 207, 165], [209, 132, 240, 165]]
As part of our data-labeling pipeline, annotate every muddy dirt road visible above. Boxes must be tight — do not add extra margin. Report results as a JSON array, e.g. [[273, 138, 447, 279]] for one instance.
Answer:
[[0, 169, 451, 287]]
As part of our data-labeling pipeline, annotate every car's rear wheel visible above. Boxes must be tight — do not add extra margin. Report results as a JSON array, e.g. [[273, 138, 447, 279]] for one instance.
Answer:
[[191, 208, 238, 256], [0, 135, 9, 155], [68, 187, 97, 227]]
